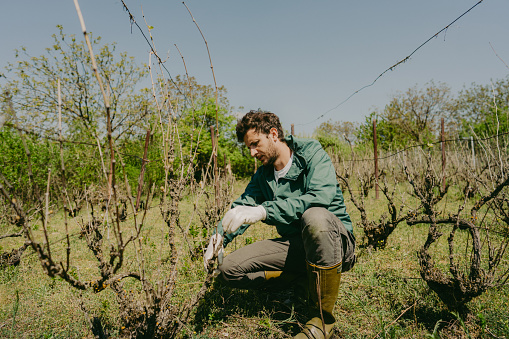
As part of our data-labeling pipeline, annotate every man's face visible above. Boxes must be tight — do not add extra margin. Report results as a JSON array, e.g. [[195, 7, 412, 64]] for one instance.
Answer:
[[243, 128, 278, 166]]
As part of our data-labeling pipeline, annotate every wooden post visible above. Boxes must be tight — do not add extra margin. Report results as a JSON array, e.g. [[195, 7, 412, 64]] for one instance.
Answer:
[[441, 118, 445, 191], [291, 124, 295, 136], [136, 129, 151, 211], [471, 136, 476, 169], [373, 119, 379, 199]]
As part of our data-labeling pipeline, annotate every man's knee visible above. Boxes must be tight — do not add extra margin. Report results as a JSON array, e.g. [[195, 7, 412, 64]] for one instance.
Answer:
[[301, 207, 343, 267], [301, 207, 333, 238], [217, 255, 240, 283]]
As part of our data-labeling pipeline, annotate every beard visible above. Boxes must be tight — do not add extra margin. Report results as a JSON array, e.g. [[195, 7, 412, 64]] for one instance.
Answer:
[[261, 139, 278, 166]]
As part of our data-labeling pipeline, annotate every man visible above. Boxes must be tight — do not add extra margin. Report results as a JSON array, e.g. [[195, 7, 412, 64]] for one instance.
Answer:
[[204, 111, 356, 339]]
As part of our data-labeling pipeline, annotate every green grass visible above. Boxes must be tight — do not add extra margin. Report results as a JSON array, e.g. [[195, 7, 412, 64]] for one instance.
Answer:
[[1, 179, 508, 338]]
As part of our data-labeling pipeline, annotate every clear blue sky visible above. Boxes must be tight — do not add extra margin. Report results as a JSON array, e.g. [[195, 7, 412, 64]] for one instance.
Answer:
[[1, 0, 508, 135]]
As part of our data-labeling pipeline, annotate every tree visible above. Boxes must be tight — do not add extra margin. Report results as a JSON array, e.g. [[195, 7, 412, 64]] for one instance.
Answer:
[[148, 75, 254, 179], [356, 111, 410, 150], [0, 26, 156, 212], [357, 82, 458, 150], [313, 119, 359, 149], [457, 76, 509, 138], [1, 26, 151, 143]]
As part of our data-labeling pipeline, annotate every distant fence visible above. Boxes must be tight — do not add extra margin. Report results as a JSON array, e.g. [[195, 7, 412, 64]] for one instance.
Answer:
[[3, 119, 509, 181]]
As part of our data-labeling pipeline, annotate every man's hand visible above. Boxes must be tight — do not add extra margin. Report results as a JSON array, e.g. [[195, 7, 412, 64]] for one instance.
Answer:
[[203, 233, 224, 271], [222, 205, 266, 234]]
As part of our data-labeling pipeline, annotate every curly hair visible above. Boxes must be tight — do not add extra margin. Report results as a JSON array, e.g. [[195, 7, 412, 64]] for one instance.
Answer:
[[236, 110, 285, 142]]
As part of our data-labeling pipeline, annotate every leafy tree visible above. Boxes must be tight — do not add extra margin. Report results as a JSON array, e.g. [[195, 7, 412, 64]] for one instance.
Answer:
[[457, 76, 509, 138], [148, 75, 254, 179], [1, 25, 151, 143], [0, 126, 58, 206], [0, 27, 154, 211], [356, 111, 407, 150], [313, 119, 359, 149], [0, 26, 254, 206], [357, 82, 458, 150], [0, 105, 105, 211]]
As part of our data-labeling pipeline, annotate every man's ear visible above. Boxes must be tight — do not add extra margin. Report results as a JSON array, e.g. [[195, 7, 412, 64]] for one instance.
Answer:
[[269, 127, 278, 141]]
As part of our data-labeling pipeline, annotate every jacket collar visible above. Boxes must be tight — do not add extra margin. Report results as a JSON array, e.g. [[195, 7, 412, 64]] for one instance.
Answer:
[[261, 135, 305, 182], [282, 136, 304, 181]]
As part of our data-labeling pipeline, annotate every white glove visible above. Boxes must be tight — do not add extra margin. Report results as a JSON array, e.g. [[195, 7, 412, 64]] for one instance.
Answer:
[[222, 205, 266, 234], [203, 233, 224, 271]]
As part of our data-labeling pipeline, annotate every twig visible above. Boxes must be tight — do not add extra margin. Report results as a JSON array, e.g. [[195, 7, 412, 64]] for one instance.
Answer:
[[182, 1, 221, 205], [58, 79, 72, 271], [73, 0, 114, 196], [182, 2, 219, 131], [43, 169, 52, 257], [372, 301, 417, 339], [0, 230, 23, 240], [490, 42, 509, 70], [174, 44, 197, 155], [118, 0, 190, 103], [72, 0, 110, 109]]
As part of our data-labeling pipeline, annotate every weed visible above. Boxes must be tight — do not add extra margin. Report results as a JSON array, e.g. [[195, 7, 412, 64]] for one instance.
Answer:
[[451, 311, 472, 339], [9, 290, 20, 339], [0, 265, 20, 284], [477, 312, 486, 337], [100, 299, 110, 318], [428, 319, 443, 338]]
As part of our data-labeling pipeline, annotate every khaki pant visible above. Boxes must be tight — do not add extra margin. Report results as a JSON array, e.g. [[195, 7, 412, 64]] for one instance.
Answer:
[[218, 207, 356, 290]]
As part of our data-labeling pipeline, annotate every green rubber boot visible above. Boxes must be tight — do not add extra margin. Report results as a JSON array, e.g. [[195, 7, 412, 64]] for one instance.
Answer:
[[294, 262, 342, 339]]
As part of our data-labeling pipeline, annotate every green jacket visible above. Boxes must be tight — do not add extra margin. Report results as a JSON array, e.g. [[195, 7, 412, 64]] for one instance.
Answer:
[[219, 135, 353, 247]]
